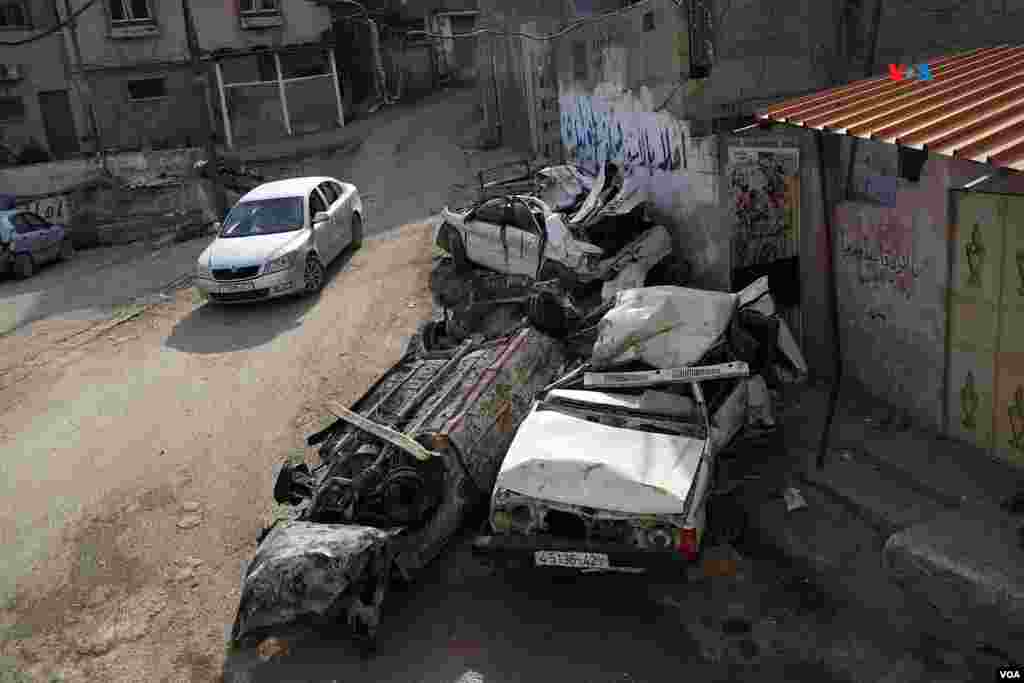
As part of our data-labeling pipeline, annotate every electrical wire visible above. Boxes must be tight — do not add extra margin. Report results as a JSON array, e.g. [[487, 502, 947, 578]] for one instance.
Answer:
[[0, 0, 100, 46], [410, 0, 686, 43]]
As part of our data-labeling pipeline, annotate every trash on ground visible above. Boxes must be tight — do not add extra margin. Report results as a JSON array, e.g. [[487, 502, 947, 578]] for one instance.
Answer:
[[783, 487, 808, 512], [534, 164, 594, 211]]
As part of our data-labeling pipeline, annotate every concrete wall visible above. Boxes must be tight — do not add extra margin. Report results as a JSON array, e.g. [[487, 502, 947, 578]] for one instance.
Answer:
[[0, 0, 87, 158], [830, 141, 1024, 430], [65, 0, 331, 69], [89, 66, 206, 151], [0, 147, 212, 246], [551, 0, 729, 288]]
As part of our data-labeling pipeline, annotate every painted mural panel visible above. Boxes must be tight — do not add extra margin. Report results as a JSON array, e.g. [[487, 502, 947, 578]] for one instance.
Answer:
[[945, 192, 1024, 469], [994, 196, 1024, 468], [947, 348, 996, 451], [994, 352, 1024, 468], [726, 147, 800, 270], [559, 94, 686, 176]]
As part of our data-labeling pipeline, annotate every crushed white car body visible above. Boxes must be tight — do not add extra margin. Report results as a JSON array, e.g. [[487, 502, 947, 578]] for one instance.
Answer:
[[473, 362, 753, 572]]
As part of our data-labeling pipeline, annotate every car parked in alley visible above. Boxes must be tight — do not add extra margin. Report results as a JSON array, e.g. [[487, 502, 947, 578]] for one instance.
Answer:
[[0, 208, 75, 279], [474, 361, 755, 574], [195, 176, 362, 304]]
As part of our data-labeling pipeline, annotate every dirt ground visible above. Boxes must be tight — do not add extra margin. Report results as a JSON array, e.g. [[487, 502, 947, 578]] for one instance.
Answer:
[[0, 223, 436, 682]]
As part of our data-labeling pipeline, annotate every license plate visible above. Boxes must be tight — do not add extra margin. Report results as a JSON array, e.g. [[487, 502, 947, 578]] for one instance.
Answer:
[[219, 281, 255, 293], [534, 550, 610, 569]]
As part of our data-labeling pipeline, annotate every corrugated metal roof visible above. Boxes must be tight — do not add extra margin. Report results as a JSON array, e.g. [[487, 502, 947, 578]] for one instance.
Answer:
[[755, 46, 1024, 172]]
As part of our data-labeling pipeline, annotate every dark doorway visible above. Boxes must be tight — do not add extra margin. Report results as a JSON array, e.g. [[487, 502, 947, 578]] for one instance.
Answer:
[[332, 19, 375, 109], [38, 90, 80, 159]]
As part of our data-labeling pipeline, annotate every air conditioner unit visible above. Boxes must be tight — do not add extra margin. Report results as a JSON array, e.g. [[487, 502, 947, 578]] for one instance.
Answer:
[[0, 64, 24, 81]]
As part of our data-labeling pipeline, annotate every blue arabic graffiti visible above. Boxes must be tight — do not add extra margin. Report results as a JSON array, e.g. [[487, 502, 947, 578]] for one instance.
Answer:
[[560, 96, 684, 174]]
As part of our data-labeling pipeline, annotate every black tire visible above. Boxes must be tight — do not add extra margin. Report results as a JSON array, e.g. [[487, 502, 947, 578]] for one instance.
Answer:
[[13, 253, 33, 279], [351, 213, 363, 249], [303, 254, 326, 294], [537, 259, 578, 290], [59, 239, 75, 261]]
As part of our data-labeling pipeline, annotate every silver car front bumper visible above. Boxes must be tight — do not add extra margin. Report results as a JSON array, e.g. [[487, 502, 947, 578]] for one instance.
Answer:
[[195, 265, 304, 303]]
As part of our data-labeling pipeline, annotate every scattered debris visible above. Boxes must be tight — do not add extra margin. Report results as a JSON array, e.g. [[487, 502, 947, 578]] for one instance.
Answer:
[[176, 514, 202, 529], [255, 637, 290, 662], [783, 487, 808, 512]]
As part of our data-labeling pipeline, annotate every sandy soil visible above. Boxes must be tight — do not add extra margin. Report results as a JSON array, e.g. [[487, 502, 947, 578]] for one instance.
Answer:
[[0, 223, 436, 682]]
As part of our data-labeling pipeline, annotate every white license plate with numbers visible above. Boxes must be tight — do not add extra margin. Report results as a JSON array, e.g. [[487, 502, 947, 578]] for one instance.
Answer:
[[219, 281, 255, 293], [534, 550, 610, 569]]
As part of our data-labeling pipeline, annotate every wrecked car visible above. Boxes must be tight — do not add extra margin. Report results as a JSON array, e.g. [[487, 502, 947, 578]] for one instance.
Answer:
[[473, 276, 808, 573], [436, 194, 675, 293], [231, 326, 566, 650], [437, 194, 604, 285], [473, 361, 755, 573]]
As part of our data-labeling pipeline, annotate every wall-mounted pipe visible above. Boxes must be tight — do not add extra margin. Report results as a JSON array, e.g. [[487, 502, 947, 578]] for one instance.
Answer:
[[816, 130, 842, 471]]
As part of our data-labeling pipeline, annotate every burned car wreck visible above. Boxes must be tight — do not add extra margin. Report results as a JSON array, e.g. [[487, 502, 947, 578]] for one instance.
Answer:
[[232, 326, 566, 648]]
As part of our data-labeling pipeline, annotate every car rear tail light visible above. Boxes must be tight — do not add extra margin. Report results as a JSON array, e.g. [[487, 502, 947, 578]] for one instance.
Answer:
[[677, 527, 700, 561]]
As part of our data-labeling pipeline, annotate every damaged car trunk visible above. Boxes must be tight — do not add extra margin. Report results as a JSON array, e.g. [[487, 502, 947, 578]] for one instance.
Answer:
[[231, 327, 566, 649]]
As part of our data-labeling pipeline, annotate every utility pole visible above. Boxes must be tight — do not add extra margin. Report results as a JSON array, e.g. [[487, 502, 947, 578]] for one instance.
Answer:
[[181, 0, 227, 220]]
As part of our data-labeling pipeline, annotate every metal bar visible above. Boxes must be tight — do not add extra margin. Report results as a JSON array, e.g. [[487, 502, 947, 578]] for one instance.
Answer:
[[223, 80, 279, 88], [325, 402, 437, 461], [817, 130, 842, 472], [328, 48, 345, 127], [275, 51, 292, 136], [214, 61, 233, 150], [583, 362, 751, 389], [393, 339, 477, 424]]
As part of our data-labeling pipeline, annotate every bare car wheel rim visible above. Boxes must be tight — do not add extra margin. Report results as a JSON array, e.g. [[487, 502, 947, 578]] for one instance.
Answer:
[[305, 258, 324, 292]]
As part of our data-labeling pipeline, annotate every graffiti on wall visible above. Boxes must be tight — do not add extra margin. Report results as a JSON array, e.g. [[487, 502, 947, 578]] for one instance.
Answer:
[[559, 95, 686, 176], [727, 147, 800, 269], [839, 209, 927, 298]]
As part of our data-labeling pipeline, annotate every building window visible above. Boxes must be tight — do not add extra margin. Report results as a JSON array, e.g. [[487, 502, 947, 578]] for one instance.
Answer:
[[643, 11, 655, 31], [572, 40, 587, 80], [0, 1, 29, 28], [0, 96, 25, 120], [110, 0, 153, 23], [127, 77, 167, 101], [239, 0, 279, 14]]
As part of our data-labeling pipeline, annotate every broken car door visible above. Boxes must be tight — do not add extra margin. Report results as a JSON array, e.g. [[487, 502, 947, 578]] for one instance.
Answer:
[[506, 200, 545, 277], [462, 198, 509, 271]]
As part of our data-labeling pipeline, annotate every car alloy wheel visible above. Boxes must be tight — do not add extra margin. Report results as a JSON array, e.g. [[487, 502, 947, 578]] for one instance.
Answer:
[[14, 253, 33, 279], [304, 255, 325, 293]]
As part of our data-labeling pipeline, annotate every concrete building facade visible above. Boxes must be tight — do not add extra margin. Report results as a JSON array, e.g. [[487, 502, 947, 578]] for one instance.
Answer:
[[0, 0, 88, 160]]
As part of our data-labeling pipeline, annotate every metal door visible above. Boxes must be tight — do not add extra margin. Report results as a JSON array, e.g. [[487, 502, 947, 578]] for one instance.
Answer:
[[947, 191, 1024, 470], [38, 91, 80, 160]]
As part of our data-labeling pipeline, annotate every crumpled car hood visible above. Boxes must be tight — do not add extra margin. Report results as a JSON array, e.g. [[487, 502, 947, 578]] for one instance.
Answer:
[[231, 521, 402, 642], [495, 407, 707, 515]]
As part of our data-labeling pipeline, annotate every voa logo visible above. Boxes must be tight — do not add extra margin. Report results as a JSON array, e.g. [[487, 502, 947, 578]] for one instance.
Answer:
[[999, 669, 1021, 680]]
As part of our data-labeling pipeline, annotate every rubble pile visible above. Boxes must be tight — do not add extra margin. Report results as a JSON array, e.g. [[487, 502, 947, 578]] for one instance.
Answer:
[[231, 160, 810, 655]]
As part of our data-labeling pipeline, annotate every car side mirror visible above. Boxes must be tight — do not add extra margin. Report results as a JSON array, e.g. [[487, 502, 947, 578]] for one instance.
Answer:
[[313, 211, 330, 225]]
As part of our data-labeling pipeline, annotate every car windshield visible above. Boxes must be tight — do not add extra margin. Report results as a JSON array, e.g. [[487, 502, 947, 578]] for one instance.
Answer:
[[542, 388, 708, 440], [220, 197, 304, 238]]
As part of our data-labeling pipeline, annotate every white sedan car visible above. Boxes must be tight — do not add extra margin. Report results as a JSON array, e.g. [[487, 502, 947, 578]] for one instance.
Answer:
[[195, 177, 362, 303], [437, 195, 605, 284]]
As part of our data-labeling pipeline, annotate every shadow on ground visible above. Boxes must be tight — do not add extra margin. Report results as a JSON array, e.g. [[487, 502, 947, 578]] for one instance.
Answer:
[[164, 246, 355, 354], [0, 238, 211, 334]]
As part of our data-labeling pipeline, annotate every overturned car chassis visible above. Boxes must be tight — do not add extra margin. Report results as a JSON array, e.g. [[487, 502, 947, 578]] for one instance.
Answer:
[[231, 327, 566, 649]]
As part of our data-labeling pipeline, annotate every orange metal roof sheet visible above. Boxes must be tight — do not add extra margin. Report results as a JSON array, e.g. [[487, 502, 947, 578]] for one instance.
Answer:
[[755, 46, 1024, 172]]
